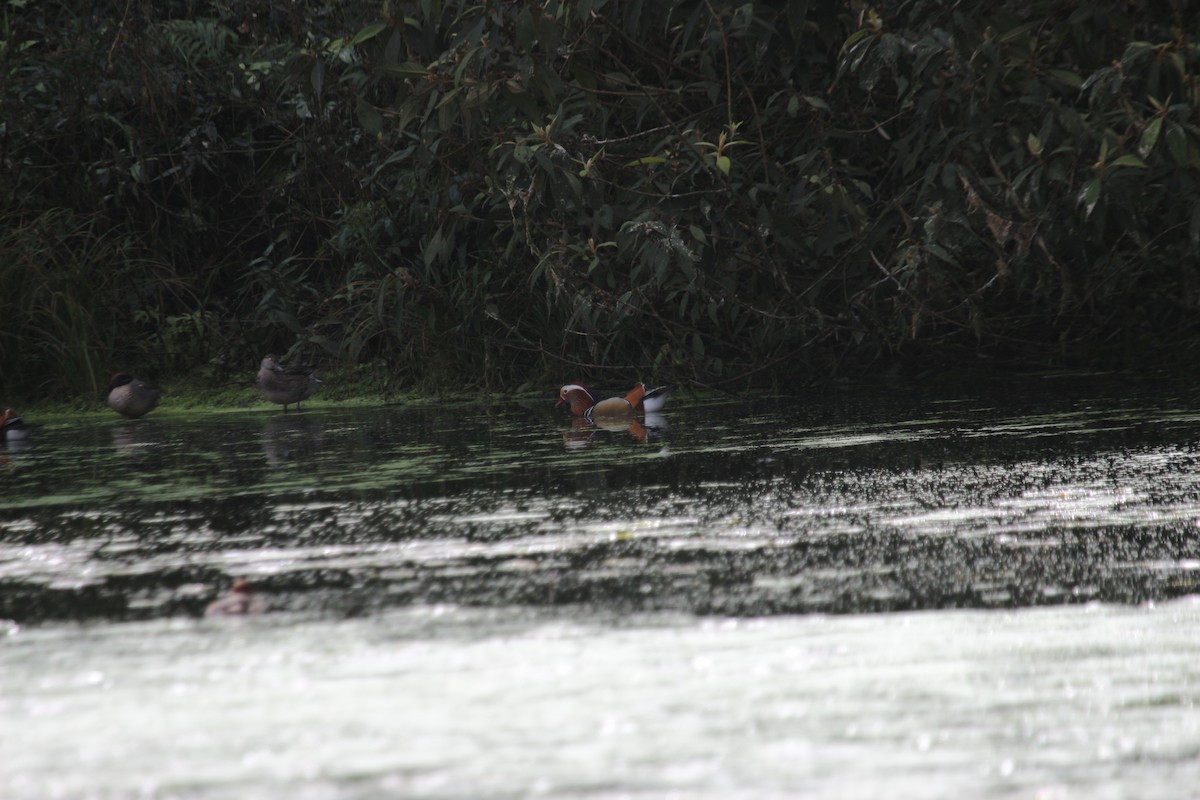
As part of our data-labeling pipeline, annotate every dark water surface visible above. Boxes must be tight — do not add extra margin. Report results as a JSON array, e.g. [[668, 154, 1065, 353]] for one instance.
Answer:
[[3, 376, 1200, 621], [4, 376, 1200, 798]]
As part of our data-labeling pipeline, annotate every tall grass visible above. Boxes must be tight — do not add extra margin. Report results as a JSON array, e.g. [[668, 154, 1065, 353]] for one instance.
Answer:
[[0, 211, 191, 396]]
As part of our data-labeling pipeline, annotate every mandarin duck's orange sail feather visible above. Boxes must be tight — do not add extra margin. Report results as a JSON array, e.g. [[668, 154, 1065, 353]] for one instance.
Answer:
[[622, 383, 646, 408]]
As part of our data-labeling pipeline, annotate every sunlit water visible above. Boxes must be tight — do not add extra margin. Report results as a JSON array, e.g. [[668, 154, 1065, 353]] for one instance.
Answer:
[[3, 376, 1200, 798], [5, 601, 1200, 799]]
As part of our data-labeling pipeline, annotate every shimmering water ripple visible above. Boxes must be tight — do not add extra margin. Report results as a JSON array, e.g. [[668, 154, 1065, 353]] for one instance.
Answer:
[[3, 601, 1199, 799], [3, 381, 1200, 620], [4, 378, 1200, 799]]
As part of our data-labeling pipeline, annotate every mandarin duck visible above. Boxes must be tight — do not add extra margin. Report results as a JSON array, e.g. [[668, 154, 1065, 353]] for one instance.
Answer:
[[205, 577, 266, 617], [557, 383, 670, 420], [1, 408, 38, 441], [106, 372, 163, 419], [257, 354, 321, 412]]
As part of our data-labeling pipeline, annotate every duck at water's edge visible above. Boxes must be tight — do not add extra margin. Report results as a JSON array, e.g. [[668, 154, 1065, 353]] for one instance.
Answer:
[[106, 373, 163, 419], [257, 355, 321, 412]]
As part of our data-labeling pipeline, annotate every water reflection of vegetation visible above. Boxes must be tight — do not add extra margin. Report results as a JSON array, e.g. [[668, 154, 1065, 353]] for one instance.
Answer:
[[3, 389, 1200, 623]]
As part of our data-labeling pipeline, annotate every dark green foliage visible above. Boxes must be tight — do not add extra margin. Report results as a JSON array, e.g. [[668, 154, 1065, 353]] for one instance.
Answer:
[[838, 1, 1200, 364], [1, 0, 1197, 399]]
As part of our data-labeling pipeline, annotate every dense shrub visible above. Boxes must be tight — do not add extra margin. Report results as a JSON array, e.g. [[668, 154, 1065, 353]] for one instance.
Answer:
[[1, 0, 1197, 397]]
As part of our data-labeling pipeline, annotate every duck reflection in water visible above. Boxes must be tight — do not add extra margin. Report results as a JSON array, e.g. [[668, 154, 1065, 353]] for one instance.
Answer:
[[205, 578, 266, 617], [562, 412, 670, 451], [262, 414, 324, 465], [110, 421, 162, 454]]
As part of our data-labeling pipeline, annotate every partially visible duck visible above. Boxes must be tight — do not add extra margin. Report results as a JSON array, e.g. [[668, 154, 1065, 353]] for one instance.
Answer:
[[1, 408, 38, 441], [557, 383, 671, 420], [640, 386, 671, 414], [205, 578, 266, 617], [257, 355, 321, 412], [106, 372, 163, 419]]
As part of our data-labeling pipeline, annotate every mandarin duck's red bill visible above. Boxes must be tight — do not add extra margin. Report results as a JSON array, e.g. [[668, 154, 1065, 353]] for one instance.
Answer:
[[556, 383, 670, 420]]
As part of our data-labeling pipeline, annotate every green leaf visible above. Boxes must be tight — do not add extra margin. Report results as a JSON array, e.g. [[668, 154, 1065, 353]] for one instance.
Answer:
[[926, 243, 954, 265], [716, 155, 731, 175], [564, 170, 583, 199], [1078, 178, 1101, 217], [533, 11, 560, 52], [1166, 122, 1189, 166], [678, 254, 696, 280], [1012, 164, 1037, 192], [840, 27, 873, 55], [625, 156, 667, 167], [1048, 69, 1083, 89], [516, 8, 535, 50], [349, 22, 388, 46], [1138, 117, 1163, 159], [424, 228, 444, 269], [310, 59, 325, 95], [382, 62, 430, 78], [356, 99, 382, 135], [1110, 154, 1147, 168]]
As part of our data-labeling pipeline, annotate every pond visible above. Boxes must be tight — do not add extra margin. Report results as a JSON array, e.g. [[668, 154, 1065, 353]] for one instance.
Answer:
[[3, 375, 1200, 798]]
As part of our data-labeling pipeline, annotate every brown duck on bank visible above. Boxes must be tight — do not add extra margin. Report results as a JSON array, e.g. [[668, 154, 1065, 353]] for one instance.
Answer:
[[256, 355, 321, 412], [106, 373, 163, 419]]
